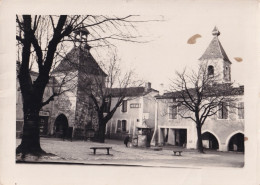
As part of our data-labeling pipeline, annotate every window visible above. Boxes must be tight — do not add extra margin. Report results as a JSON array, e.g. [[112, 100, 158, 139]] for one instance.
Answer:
[[238, 102, 244, 119], [208, 65, 214, 76], [224, 66, 230, 81], [169, 105, 178, 119], [117, 120, 121, 132], [122, 120, 127, 132], [117, 120, 127, 132], [122, 100, 127, 112], [218, 102, 228, 119]]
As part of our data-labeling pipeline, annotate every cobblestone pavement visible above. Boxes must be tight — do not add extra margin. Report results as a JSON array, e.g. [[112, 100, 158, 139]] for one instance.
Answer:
[[16, 138, 244, 168]]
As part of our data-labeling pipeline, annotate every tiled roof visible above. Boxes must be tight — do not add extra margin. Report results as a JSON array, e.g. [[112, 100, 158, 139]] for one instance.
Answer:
[[53, 46, 107, 77], [74, 27, 90, 36], [110, 87, 158, 97], [199, 28, 231, 63], [156, 84, 244, 99]]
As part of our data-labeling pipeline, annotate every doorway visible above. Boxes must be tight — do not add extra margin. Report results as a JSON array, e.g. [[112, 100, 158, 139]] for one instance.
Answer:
[[54, 114, 69, 138], [175, 129, 187, 147]]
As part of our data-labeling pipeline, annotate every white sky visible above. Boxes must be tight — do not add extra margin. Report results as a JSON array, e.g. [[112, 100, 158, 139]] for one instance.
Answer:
[[14, 0, 257, 92], [89, 0, 257, 91]]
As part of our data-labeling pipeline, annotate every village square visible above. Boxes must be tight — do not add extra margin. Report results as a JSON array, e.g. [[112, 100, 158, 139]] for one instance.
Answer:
[[16, 15, 244, 168]]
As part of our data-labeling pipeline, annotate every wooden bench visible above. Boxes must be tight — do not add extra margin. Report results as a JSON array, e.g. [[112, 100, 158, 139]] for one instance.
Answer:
[[90, 147, 112, 155], [173, 151, 182, 156]]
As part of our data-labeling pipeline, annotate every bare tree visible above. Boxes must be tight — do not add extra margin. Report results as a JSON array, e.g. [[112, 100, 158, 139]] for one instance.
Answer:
[[169, 64, 240, 153], [16, 15, 152, 156], [75, 53, 141, 143]]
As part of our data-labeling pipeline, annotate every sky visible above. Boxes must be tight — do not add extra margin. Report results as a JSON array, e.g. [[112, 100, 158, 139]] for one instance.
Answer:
[[13, 1, 257, 92], [89, 0, 257, 91]]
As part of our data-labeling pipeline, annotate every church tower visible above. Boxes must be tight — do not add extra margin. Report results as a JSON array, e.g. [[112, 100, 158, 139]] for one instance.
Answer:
[[199, 27, 231, 83], [52, 27, 107, 137]]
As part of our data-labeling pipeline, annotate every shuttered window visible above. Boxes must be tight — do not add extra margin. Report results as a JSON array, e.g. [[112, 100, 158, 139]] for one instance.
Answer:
[[122, 120, 127, 132], [122, 100, 127, 112], [169, 105, 178, 119], [218, 102, 228, 119], [117, 120, 121, 132]]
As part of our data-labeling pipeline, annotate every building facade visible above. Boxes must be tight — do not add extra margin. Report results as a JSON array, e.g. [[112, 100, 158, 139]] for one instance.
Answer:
[[105, 83, 159, 144], [151, 27, 245, 152]]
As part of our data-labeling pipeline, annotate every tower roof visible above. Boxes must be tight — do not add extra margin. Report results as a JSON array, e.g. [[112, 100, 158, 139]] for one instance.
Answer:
[[74, 27, 90, 36], [199, 27, 231, 63], [52, 46, 107, 77]]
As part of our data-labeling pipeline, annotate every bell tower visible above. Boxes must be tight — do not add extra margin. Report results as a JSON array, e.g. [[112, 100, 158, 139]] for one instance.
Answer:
[[74, 27, 91, 50], [199, 27, 231, 83]]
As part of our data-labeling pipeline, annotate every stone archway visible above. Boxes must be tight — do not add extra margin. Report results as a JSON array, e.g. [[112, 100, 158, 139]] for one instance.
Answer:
[[202, 131, 219, 150], [228, 133, 244, 152], [54, 114, 69, 138]]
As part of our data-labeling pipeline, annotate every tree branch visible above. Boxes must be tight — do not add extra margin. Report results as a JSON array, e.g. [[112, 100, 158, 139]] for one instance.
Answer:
[[41, 93, 58, 107]]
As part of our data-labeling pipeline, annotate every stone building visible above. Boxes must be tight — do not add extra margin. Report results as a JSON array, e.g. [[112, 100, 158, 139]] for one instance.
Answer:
[[105, 82, 159, 145], [16, 28, 107, 139], [52, 44, 107, 138], [151, 27, 245, 152]]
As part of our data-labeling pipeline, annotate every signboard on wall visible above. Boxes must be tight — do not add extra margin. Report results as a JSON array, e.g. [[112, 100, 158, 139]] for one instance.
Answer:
[[39, 111, 50, 116], [130, 103, 141, 108]]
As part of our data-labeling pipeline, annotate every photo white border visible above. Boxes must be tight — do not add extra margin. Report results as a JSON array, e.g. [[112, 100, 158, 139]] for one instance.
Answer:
[[0, 0, 259, 185]]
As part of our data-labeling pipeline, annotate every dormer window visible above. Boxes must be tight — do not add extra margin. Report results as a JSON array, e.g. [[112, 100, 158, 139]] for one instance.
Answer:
[[208, 65, 214, 76]]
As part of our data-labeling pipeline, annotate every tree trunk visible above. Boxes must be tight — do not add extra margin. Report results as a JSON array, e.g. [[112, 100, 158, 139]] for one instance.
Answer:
[[16, 108, 45, 156], [16, 75, 48, 156], [196, 124, 204, 153], [98, 120, 106, 143]]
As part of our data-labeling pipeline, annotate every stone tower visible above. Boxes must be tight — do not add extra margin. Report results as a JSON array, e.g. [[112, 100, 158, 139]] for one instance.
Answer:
[[53, 27, 107, 137], [199, 26, 231, 83]]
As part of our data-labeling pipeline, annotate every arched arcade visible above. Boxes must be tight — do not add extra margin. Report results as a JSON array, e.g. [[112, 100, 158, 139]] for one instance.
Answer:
[[227, 132, 244, 152], [202, 131, 220, 150]]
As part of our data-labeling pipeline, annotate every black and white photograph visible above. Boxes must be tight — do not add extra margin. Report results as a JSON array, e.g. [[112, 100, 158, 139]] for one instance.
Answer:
[[0, 0, 259, 185]]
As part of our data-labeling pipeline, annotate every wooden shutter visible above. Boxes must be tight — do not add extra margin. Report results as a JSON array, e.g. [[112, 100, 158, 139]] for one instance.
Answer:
[[169, 105, 177, 119], [117, 120, 121, 132], [122, 120, 127, 132], [122, 100, 127, 112], [218, 102, 228, 119]]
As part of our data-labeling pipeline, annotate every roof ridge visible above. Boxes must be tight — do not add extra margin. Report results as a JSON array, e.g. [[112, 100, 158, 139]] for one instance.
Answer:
[[216, 37, 231, 63]]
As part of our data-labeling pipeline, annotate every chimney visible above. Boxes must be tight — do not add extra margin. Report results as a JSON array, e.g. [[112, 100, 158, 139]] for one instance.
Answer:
[[159, 83, 164, 95], [145, 82, 151, 92]]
